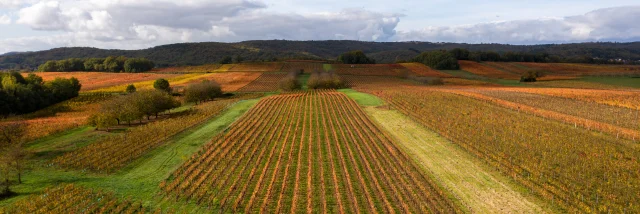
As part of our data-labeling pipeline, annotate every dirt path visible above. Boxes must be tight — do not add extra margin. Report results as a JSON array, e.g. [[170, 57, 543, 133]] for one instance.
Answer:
[[365, 107, 552, 213]]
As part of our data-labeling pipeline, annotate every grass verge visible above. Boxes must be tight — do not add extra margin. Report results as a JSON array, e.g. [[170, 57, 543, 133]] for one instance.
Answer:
[[365, 106, 557, 213]]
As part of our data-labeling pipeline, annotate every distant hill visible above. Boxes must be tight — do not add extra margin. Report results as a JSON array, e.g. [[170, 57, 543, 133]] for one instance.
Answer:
[[2, 40, 640, 70]]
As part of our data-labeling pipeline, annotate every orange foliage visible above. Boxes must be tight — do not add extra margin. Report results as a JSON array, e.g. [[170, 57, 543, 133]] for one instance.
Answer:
[[0, 93, 113, 142], [459, 60, 521, 79], [517, 62, 640, 76], [399, 63, 453, 78], [331, 64, 408, 76], [236, 73, 288, 92], [26, 72, 180, 91], [172, 72, 262, 92], [228, 62, 284, 72]]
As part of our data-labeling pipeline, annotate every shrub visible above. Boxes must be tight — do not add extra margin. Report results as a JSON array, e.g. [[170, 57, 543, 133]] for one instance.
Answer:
[[278, 71, 302, 91], [126, 84, 136, 93], [153, 78, 171, 93], [184, 80, 223, 104], [520, 70, 545, 82], [307, 70, 345, 89]]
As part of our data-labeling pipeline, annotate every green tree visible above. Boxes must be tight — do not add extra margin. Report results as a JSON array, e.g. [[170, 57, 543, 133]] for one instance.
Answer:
[[218, 56, 232, 64], [37, 61, 58, 71], [124, 58, 155, 73], [337, 50, 375, 64], [449, 48, 470, 60], [126, 84, 136, 93], [153, 79, 171, 93], [413, 50, 460, 70]]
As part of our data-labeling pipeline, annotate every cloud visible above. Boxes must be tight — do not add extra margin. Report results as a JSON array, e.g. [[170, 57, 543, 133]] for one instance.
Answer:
[[1, 1, 639, 54], [1, 0, 401, 53], [0, 14, 10, 24], [16, 1, 66, 30], [0, 0, 37, 8], [395, 6, 640, 44]]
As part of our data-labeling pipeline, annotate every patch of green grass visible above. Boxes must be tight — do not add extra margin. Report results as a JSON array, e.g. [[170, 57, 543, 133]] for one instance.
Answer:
[[299, 74, 310, 89], [581, 76, 640, 88], [338, 89, 384, 106], [323, 64, 332, 71], [0, 97, 263, 212]]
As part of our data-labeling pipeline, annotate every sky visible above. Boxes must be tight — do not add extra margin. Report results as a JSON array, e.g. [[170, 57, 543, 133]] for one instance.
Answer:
[[0, 0, 639, 54]]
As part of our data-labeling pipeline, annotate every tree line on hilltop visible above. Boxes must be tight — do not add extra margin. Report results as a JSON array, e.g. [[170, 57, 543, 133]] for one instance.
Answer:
[[38, 56, 155, 73], [2, 41, 639, 70]]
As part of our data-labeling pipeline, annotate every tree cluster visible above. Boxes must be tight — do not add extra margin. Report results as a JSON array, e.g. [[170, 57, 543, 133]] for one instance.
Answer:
[[38, 56, 154, 73], [337, 50, 376, 64], [0, 72, 81, 117], [413, 50, 460, 70], [307, 70, 345, 89], [88, 90, 180, 130], [184, 80, 223, 104], [278, 70, 302, 91], [520, 70, 545, 82]]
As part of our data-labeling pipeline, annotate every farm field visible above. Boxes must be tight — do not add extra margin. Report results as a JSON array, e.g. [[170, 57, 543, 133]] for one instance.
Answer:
[[236, 72, 288, 92], [0, 93, 113, 142], [365, 105, 550, 213], [161, 91, 459, 213], [3, 60, 640, 214], [367, 88, 640, 213], [227, 62, 284, 72], [24, 72, 180, 91], [171, 72, 262, 92], [399, 62, 454, 77], [52, 93, 263, 172], [329, 63, 409, 76]]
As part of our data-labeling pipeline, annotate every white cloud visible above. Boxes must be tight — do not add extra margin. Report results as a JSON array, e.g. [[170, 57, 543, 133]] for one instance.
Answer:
[[0, 0, 37, 8], [16, 1, 66, 30], [395, 6, 640, 44], [0, 14, 10, 24], [0, 1, 639, 53]]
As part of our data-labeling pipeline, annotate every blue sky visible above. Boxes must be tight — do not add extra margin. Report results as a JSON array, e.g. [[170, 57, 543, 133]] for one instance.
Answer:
[[0, 0, 639, 53]]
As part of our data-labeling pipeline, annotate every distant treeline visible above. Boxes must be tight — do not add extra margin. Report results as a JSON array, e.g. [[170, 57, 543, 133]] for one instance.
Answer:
[[38, 56, 155, 72], [0, 72, 81, 117], [445, 48, 629, 64], [2, 41, 639, 70]]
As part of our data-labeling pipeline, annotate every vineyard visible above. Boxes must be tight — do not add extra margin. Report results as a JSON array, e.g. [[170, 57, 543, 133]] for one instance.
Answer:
[[0, 92, 114, 142], [368, 88, 640, 213], [52, 93, 262, 172], [227, 62, 284, 72], [172, 72, 262, 92], [154, 64, 223, 73], [517, 62, 640, 76], [25, 72, 180, 91], [0, 184, 158, 214], [459, 60, 521, 80], [281, 62, 324, 73], [236, 73, 288, 92], [160, 91, 459, 213], [399, 62, 454, 77], [4, 59, 640, 213], [330, 64, 409, 76]]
